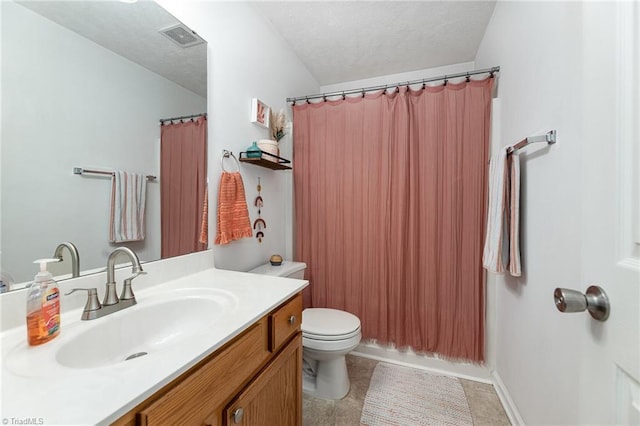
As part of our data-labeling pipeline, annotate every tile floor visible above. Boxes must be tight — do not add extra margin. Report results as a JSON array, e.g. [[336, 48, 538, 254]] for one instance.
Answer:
[[303, 355, 511, 426]]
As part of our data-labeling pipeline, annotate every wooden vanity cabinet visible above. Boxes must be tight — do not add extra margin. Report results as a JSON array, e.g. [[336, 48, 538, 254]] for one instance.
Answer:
[[112, 293, 303, 426]]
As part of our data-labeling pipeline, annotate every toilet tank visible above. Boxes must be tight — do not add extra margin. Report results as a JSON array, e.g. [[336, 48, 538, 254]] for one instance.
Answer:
[[248, 261, 307, 279]]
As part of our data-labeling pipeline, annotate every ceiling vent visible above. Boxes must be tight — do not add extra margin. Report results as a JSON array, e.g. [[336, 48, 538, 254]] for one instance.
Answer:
[[160, 24, 205, 48]]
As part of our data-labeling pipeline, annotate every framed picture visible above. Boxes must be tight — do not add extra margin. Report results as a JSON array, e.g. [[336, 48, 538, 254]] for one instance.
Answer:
[[251, 98, 270, 128]]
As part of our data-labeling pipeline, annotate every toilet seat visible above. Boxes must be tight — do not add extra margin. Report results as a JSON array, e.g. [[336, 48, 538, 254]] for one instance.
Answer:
[[303, 332, 362, 352], [302, 308, 361, 338], [302, 308, 362, 352], [303, 327, 361, 341]]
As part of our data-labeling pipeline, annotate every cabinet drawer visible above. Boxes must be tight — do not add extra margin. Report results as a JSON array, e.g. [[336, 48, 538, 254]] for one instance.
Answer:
[[138, 318, 269, 426], [269, 294, 302, 352]]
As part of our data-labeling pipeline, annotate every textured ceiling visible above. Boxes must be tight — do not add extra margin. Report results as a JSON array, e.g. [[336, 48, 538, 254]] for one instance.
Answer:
[[17, 1, 495, 95], [251, 1, 496, 86], [17, 1, 207, 98]]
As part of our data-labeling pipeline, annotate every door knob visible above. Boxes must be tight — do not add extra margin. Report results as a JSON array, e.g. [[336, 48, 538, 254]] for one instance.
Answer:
[[554, 285, 610, 321]]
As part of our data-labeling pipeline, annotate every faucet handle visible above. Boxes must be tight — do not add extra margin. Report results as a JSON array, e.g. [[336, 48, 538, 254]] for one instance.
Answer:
[[66, 288, 102, 316], [120, 278, 136, 301], [120, 271, 144, 302]]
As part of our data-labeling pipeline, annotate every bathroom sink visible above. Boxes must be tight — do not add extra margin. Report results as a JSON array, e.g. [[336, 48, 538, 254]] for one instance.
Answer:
[[55, 290, 236, 369]]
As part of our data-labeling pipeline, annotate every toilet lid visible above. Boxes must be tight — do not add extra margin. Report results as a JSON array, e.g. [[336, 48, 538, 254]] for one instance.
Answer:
[[302, 308, 361, 339]]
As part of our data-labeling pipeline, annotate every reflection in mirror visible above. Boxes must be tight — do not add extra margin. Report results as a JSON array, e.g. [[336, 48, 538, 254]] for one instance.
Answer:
[[1, 1, 207, 291]]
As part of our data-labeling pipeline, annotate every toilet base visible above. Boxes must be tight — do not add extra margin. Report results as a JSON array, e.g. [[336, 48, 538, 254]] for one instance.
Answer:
[[302, 355, 350, 400]]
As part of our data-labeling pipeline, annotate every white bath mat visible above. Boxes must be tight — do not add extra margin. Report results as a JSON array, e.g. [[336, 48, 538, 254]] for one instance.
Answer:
[[360, 362, 473, 426]]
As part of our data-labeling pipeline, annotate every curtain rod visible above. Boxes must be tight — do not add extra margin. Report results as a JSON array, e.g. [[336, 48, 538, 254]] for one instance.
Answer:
[[159, 112, 207, 124], [286, 66, 500, 104]]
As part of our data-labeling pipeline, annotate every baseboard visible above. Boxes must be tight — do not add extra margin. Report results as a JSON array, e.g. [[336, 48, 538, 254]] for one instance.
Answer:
[[351, 342, 493, 383], [491, 370, 525, 425]]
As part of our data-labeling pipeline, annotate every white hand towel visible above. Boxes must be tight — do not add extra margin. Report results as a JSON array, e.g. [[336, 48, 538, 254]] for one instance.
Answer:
[[482, 147, 521, 276], [508, 152, 521, 276], [109, 171, 147, 243]]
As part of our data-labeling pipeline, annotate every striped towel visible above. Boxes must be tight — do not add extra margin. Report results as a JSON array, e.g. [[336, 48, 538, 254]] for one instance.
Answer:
[[482, 147, 521, 276], [109, 171, 147, 243], [214, 172, 253, 245]]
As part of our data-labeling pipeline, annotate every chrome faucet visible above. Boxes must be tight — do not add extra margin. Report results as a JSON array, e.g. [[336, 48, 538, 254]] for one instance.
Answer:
[[53, 242, 80, 278], [104, 247, 145, 306], [66, 247, 145, 320]]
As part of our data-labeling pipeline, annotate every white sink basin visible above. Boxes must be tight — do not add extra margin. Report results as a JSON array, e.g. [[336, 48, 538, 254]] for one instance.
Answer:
[[5, 288, 237, 375], [56, 293, 233, 369]]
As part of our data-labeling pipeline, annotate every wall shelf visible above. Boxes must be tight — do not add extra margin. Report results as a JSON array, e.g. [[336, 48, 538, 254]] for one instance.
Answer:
[[239, 151, 292, 170]]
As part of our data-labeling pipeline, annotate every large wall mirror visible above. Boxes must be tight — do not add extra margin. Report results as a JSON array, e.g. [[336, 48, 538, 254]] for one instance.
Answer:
[[1, 1, 207, 290]]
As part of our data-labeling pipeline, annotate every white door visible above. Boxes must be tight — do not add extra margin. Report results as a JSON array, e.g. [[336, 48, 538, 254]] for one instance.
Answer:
[[580, 2, 640, 424]]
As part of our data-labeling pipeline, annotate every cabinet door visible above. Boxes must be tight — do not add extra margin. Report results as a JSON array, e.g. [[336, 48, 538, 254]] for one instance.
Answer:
[[138, 319, 269, 426], [225, 333, 302, 426]]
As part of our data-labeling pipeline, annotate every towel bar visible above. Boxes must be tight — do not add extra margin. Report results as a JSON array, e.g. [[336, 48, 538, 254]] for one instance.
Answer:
[[73, 167, 156, 181], [507, 130, 557, 154]]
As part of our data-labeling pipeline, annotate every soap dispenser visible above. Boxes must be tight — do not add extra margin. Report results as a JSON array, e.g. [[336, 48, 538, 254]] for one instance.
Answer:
[[27, 258, 61, 346]]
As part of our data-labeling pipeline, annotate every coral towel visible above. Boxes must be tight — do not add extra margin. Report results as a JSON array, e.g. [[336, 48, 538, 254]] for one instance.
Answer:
[[109, 171, 146, 243], [199, 184, 209, 245], [214, 172, 253, 245], [482, 148, 521, 276]]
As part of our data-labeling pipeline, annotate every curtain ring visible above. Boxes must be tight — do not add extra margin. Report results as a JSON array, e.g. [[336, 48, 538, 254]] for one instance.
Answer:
[[395, 86, 400, 93], [422, 81, 426, 90], [490, 71, 495, 78], [443, 79, 448, 87], [361, 89, 365, 98], [323, 94, 327, 102], [306, 97, 310, 104], [342, 92, 346, 100], [292, 100, 296, 106], [466, 73, 470, 83]]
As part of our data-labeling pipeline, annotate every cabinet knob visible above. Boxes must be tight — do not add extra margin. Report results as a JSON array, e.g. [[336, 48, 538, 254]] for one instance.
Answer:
[[288, 315, 296, 325], [233, 407, 244, 424]]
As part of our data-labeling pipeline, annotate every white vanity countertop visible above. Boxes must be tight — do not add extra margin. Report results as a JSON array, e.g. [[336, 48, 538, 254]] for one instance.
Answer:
[[0, 267, 308, 425]]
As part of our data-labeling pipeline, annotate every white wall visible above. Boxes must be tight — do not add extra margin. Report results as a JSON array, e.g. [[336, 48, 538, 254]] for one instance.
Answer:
[[156, 1, 320, 272], [475, 2, 586, 424], [1, 2, 206, 285], [320, 62, 475, 94]]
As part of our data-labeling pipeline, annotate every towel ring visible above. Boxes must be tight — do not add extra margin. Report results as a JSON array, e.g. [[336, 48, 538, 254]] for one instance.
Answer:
[[221, 150, 240, 172]]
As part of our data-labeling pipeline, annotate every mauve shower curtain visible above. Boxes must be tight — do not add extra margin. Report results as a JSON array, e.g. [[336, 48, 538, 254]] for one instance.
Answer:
[[160, 116, 207, 258], [293, 79, 493, 362]]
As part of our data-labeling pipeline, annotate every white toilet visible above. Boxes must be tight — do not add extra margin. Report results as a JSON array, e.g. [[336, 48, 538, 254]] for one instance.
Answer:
[[248, 261, 362, 400]]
